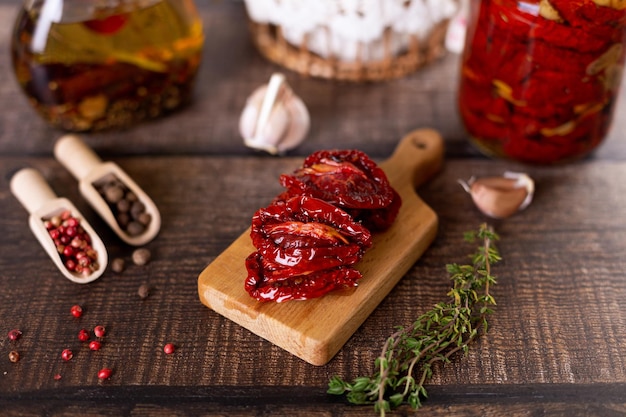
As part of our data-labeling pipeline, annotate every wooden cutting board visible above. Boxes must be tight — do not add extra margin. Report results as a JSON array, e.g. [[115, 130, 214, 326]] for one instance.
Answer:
[[198, 128, 444, 365]]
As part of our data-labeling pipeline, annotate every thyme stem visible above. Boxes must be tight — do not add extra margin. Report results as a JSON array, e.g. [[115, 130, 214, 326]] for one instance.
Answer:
[[328, 224, 501, 415]]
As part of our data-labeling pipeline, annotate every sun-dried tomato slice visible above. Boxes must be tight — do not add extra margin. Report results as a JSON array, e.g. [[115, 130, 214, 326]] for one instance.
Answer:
[[351, 188, 402, 233], [250, 196, 371, 276], [252, 195, 372, 249], [83, 14, 128, 35], [257, 243, 365, 282], [279, 149, 395, 210], [549, 0, 626, 34], [245, 252, 362, 302]]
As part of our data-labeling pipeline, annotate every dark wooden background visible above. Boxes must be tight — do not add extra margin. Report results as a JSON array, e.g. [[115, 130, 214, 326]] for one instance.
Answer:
[[1, 1, 625, 416]]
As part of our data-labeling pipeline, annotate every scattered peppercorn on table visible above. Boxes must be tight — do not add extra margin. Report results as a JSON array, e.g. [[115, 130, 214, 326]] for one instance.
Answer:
[[1, 1, 626, 416]]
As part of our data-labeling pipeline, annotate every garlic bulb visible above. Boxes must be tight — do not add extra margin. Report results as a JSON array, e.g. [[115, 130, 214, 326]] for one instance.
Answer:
[[459, 171, 535, 219], [239, 73, 310, 155]]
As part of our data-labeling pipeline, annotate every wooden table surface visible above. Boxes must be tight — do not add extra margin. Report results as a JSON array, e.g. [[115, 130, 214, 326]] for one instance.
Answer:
[[1, 1, 625, 416]]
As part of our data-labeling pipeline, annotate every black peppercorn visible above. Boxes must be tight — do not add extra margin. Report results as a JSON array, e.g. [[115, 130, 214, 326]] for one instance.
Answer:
[[138, 283, 150, 299], [111, 257, 125, 273], [132, 248, 151, 266]]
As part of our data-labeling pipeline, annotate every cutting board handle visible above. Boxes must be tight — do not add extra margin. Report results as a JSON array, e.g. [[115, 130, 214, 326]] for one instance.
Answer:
[[386, 128, 444, 189]]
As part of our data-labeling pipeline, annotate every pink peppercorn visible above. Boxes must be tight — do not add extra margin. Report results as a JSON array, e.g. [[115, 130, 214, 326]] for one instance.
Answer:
[[65, 259, 77, 271], [78, 329, 90, 342], [63, 246, 74, 257], [163, 343, 176, 354], [98, 368, 112, 380], [89, 340, 102, 351], [61, 349, 73, 361], [8, 329, 22, 341], [65, 217, 78, 228], [94, 325, 106, 338], [70, 304, 83, 318]]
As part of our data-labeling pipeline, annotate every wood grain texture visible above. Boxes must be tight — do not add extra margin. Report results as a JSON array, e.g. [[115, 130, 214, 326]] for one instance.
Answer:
[[2, 156, 626, 413], [0, 0, 625, 415], [198, 129, 442, 365]]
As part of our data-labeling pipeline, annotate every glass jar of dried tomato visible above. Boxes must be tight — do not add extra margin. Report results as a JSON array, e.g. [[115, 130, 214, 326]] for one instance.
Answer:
[[458, 0, 626, 164]]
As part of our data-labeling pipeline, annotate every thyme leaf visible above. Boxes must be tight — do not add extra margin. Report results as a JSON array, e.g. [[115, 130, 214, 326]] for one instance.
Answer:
[[328, 223, 501, 416]]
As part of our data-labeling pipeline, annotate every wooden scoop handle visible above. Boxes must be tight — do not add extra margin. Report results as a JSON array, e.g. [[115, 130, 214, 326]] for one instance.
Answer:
[[10, 168, 58, 214], [54, 135, 103, 180]]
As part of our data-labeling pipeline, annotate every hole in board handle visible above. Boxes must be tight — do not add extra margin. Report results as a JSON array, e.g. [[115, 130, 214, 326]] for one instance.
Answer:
[[411, 136, 428, 150]]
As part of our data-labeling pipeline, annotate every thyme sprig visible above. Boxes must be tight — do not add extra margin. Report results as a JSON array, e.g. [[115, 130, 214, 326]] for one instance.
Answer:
[[328, 224, 501, 416]]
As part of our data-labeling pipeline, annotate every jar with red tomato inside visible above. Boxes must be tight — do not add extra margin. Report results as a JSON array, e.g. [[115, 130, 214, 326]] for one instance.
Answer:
[[458, 0, 626, 164], [11, 0, 204, 132]]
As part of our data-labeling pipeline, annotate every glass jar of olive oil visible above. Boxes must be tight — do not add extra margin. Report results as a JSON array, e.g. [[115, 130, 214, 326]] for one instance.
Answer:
[[11, 0, 204, 132]]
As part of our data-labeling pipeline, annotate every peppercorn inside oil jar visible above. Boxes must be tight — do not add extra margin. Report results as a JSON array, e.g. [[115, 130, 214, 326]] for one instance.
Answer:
[[458, 0, 626, 164], [11, 0, 204, 132]]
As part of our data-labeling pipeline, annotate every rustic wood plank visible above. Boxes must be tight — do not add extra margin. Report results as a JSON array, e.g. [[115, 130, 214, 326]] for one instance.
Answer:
[[1, 384, 625, 416]]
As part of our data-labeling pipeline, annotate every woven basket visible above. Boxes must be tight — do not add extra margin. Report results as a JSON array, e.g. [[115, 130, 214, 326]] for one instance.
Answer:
[[244, 0, 458, 82]]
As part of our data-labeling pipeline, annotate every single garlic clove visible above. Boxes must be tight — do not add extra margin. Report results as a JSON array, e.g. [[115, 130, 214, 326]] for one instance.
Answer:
[[239, 73, 310, 155], [459, 171, 535, 219]]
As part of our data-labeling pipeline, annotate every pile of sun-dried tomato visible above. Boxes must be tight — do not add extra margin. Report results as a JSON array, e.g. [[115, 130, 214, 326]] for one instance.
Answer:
[[245, 149, 401, 302]]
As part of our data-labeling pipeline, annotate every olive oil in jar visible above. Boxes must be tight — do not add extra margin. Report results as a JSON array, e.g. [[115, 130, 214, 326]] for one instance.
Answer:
[[11, 0, 204, 132]]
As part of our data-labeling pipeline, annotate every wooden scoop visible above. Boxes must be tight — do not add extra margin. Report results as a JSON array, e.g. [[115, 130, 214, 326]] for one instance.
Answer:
[[54, 134, 161, 246], [10, 168, 108, 284], [198, 129, 444, 365]]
